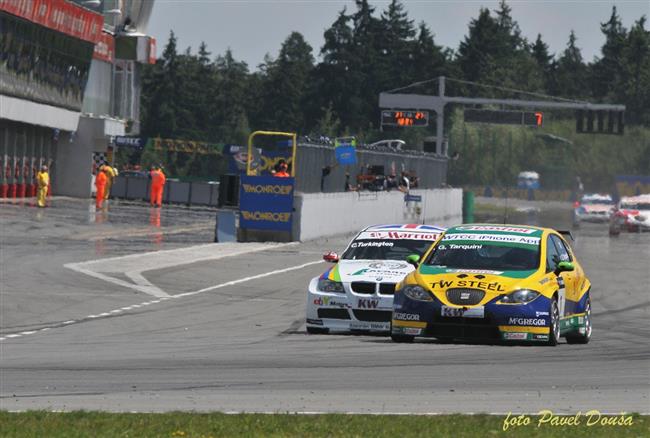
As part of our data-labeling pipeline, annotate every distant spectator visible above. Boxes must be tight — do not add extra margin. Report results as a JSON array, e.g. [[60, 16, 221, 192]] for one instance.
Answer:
[[386, 173, 398, 191], [344, 173, 357, 192], [573, 176, 584, 201], [398, 171, 410, 193], [274, 159, 290, 178], [321, 165, 332, 191]]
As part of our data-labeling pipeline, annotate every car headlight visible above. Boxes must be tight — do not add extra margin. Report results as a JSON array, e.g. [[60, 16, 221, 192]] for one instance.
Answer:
[[635, 215, 646, 221], [402, 285, 433, 302], [499, 289, 541, 304], [317, 279, 344, 293]]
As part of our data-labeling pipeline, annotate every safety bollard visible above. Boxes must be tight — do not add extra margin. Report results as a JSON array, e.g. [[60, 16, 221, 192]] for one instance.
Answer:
[[8, 182, 16, 198]]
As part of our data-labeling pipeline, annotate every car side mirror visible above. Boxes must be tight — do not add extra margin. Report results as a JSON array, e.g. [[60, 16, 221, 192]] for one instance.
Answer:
[[323, 251, 339, 263], [555, 261, 574, 274], [406, 254, 420, 267]]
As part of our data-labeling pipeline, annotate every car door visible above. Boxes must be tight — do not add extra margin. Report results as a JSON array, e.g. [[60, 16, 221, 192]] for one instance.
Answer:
[[552, 234, 583, 315], [545, 235, 570, 317]]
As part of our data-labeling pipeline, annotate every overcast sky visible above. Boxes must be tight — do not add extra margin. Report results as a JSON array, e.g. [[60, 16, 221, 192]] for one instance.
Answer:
[[148, 1, 649, 69]]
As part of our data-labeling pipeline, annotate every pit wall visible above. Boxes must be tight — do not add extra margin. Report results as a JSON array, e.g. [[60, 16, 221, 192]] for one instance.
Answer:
[[293, 188, 463, 241]]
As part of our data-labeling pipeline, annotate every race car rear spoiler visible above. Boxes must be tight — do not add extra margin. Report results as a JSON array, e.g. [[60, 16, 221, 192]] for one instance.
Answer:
[[557, 230, 574, 241]]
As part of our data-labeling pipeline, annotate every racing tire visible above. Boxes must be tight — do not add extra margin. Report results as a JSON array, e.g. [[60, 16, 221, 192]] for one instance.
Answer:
[[306, 326, 329, 335], [547, 298, 560, 346], [566, 298, 592, 344], [391, 334, 414, 343]]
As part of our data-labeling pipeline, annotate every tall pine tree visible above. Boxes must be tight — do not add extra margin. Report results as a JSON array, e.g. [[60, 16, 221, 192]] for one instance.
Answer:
[[592, 6, 627, 98], [556, 30, 589, 98], [258, 32, 314, 132]]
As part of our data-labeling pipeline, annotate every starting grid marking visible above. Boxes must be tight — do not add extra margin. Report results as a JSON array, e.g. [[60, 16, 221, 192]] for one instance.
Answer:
[[1, 243, 323, 343]]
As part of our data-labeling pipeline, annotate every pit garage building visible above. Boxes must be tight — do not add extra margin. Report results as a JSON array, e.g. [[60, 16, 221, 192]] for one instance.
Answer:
[[0, 0, 155, 198]]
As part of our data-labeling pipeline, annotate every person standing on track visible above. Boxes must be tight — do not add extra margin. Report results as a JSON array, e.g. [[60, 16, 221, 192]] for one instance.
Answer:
[[150, 165, 166, 207], [95, 165, 108, 209], [103, 164, 118, 200], [36, 165, 49, 208]]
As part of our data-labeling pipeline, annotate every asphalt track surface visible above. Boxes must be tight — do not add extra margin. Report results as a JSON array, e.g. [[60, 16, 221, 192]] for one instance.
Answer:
[[1, 197, 648, 413]]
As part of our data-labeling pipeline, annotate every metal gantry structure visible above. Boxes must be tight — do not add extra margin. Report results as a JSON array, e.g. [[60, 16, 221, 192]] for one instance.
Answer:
[[379, 76, 626, 154]]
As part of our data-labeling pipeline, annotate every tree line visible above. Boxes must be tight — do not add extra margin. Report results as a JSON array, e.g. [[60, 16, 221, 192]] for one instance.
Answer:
[[139, 0, 649, 187]]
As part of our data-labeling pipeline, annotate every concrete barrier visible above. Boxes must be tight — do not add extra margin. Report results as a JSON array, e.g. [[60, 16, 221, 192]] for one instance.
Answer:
[[293, 188, 462, 241], [110, 176, 220, 206]]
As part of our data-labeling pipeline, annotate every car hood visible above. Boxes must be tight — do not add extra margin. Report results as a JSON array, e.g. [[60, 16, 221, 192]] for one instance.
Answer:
[[581, 204, 612, 213], [414, 267, 543, 305], [323, 260, 414, 283]]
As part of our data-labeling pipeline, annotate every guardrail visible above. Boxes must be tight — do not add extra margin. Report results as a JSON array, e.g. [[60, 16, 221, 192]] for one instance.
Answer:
[[110, 176, 220, 206]]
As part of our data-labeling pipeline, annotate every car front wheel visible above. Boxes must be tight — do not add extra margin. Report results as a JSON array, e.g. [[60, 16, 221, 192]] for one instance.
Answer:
[[547, 298, 560, 346]]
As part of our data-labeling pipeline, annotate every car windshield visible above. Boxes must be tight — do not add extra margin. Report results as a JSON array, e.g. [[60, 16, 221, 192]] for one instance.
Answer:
[[621, 203, 650, 210], [425, 241, 540, 271], [342, 239, 432, 261], [582, 198, 614, 205]]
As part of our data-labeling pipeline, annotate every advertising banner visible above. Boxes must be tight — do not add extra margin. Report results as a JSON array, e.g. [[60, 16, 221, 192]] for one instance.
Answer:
[[113, 136, 147, 150], [152, 138, 224, 155], [615, 175, 650, 198], [0, 0, 103, 44], [334, 137, 357, 165], [239, 175, 294, 232], [93, 31, 115, 63]]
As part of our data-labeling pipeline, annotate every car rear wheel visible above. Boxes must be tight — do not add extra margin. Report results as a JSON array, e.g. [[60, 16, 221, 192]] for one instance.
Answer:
[[391, 334, 414, 343], [566, 298, 592, 344], [307, 326, 329, 335], [547, 298, 560, 346]]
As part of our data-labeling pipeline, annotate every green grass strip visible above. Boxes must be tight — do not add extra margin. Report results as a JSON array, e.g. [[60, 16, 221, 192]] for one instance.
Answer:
[[0, 411, 647, 438]]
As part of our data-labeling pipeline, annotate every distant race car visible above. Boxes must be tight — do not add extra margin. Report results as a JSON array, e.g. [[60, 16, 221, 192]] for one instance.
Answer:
[[306, 224, 445, 334], [573, 193, 615, 226], [609, 194, 650, 234], [391, 224, 592, 346]]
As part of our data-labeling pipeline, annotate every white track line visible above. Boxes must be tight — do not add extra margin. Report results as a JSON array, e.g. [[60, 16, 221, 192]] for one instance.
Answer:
[[64, 242, 297, 298], [175, 260, 324, 298], [1, 259, 323, 342], [124, 271, 170, 298]]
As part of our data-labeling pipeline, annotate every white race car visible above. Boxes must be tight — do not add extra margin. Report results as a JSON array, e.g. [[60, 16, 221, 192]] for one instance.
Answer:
[[573, 193, 615, 225], [610, 194, 650, 234], [306, 224, 445, 334]]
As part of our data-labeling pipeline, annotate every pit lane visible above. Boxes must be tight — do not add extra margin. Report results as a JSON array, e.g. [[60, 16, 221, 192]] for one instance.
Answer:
[[0, 198, 648, 413]]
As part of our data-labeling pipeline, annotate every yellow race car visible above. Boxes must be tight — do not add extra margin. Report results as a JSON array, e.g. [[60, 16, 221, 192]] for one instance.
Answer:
[[391, 224, 592, 345]]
